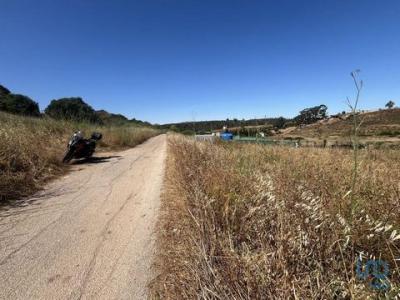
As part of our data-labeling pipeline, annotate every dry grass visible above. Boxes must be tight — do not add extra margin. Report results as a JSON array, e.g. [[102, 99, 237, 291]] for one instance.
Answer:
[[0, 111, 159, 202], [150, 135, 400, 299]]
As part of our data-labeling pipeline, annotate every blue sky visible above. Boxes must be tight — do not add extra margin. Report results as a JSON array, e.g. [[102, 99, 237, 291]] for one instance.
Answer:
[[1, 0, 400, 124]]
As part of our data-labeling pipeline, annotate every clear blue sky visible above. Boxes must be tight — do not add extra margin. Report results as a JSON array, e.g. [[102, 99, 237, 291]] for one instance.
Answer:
[[1, 0, 400, 124]]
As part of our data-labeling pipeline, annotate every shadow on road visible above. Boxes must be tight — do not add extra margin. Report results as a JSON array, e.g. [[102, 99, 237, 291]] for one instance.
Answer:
[[71, 155, 122, 165], [0, 189, 66, 212], [0, 156, 122, 211]]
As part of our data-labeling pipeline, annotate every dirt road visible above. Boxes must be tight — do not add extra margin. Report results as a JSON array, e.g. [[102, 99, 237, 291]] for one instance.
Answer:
[[0, 134, 166, 299]]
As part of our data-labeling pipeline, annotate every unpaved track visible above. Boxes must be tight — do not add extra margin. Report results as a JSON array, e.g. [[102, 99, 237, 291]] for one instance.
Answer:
[[0, 134, 166, 299]]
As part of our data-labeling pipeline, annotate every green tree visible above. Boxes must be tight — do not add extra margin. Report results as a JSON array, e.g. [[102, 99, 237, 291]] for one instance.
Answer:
[[0, 84, 11, 97], [294, 104, 328, 125], [0, 85, 8, 111], [385, 100, 395, 109], [45, 97, 100, 123], [274, 116, 286, 129], [0, 93, 40, 117], [95, 110, 128, 126]]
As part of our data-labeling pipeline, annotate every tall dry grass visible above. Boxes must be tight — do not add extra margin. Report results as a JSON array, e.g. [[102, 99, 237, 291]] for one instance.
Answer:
[[0, 111, 159, 201], [150, 135, 400, 299]]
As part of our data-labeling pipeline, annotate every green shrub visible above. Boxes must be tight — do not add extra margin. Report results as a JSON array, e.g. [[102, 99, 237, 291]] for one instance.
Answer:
[[378, 130, 400, 136], [181, 129, 195, 135]]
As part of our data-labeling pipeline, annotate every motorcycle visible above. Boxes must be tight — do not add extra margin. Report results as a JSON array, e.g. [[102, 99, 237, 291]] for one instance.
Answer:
[[62, 131, 103, 163]]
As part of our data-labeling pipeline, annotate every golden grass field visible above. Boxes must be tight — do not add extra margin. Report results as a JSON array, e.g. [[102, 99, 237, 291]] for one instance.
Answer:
[[0, 111, 159, 202], [150, 135, 400, 299]]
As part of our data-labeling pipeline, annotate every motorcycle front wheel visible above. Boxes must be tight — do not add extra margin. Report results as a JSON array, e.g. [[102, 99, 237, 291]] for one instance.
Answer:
[[62, 148, 75, 163]]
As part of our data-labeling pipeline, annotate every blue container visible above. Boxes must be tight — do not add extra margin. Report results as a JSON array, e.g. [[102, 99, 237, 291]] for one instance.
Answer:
[[220, 132, 233, 140]]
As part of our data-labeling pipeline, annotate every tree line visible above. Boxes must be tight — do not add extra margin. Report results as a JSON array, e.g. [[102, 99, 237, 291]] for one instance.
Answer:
[[158, 117, 292, 134], [159, 105, 329, 134], [0, 84, 151, 126]]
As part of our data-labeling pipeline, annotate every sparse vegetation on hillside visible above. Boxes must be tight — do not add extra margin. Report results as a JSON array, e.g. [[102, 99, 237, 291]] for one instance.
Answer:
[[286, 108, 400, 140], [150, 136, 400, 299], [0, 111, 159, 202]]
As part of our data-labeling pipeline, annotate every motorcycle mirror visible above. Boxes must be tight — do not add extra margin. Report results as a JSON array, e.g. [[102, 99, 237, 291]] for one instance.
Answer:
[[91, 132, 102, 140]]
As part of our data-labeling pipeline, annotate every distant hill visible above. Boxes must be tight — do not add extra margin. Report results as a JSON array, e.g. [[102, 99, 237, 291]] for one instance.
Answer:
[[96, 110, 129, 126], [280, 109, 400, 138]]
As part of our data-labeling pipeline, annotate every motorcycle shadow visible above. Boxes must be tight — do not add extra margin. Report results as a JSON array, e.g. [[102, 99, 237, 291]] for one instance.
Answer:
[[71, 155, 122, 165]]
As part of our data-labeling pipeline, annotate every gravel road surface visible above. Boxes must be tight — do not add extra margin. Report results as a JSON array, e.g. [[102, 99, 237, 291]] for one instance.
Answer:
[[0, 134, 166, 299]]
